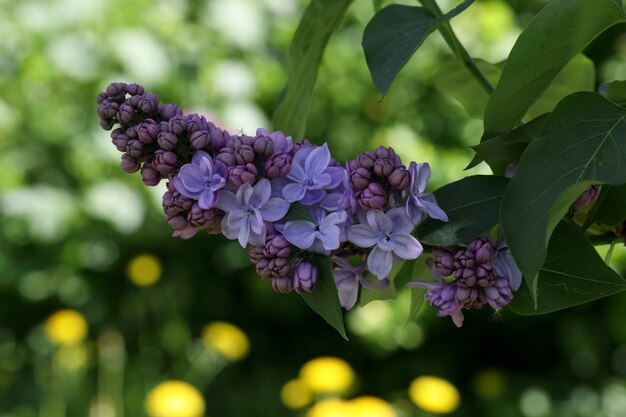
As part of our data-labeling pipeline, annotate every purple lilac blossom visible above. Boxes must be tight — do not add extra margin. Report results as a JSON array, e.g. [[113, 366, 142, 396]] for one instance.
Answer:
[[283, 207, 347, 254], [491, 237, 522, 291], [293, 261, 317, 294], [405, 162, 448, 225], [216, 178, 290, 247], [347, 208, 422, 279], [332, 257, 389, 309], [282, 144, 344, 205], [172, 151, 227, 210]]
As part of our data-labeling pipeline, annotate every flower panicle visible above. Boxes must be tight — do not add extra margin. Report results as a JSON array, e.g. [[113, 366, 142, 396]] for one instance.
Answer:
[[97, 82, 448, 298]]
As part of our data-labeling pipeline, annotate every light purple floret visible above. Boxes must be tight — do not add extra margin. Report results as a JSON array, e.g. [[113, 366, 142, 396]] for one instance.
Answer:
[[282, 144, 344, 206], [492, 237, 522, 291], [332, 257, 389, 310], [347, 208, 422, 279], [283, 206, 347, 254], [405, 162, 448, 225], [173, 151, 227, 210], [216, 178, 290, 247]]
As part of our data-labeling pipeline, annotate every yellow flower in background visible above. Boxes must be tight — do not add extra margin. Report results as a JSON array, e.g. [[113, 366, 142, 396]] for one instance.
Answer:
[[306, 398, 352, 417], [299, 357, 355, 394], [409, 376, 460, 414], [350, 396, 396, 417], [281, 379, 314, 409], [202, 321, 249, 361], [127, 253, 162, 286], [145, 380, 205, 417], [44, 309, 88, 346]]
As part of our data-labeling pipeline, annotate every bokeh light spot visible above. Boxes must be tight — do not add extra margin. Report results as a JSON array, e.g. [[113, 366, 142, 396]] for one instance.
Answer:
[[202, 321, 249, 361], [299, 357, 355, 394], [127, 254, 162, 287], [145, 380, 205, 417], [44, 309, 88, 346], [409, 375, 460, 414], [280, 379, 313, 409]]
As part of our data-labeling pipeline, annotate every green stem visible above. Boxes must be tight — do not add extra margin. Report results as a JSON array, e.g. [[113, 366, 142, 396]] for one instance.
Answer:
[[419, 0, 495, 95], [605, 242, 617, 264]]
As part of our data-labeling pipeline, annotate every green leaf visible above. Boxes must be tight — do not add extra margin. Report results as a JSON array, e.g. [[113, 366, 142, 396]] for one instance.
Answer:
[[284, 203, 314, 222], [501, 92, 626, 299], [586, 183, 626, 227], [406, 259, 429, 325], [483, 0, 626, 139], [362, 0, 474, 97], [303, 255, 348, 340], [508, 221, 626, 314], [417, 175, 509, 246], [600, 80, 626, 106], [359, 258, 417, 306], [472, 114, 548, 176], [272, 0, 353, 138]]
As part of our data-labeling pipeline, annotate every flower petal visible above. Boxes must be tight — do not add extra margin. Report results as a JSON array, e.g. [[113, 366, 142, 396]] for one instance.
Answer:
[[191, 150, 211, 166], [406, 197, 425, 225], [300, 189, 326, 206], [259, 197, 290, 222], [367, 246, 393, 279], [388, 233, 422, 260], [239, 183, 254, 207], [292, 146, 315, 170], [410, 161, 431, 195], [249, 178, 271, 208], [419, 193, 448, 222], [324, 166, 345, 189], [347, 224, 379, 248], [237, 217, 251, 247], [366, 210, 393, 234], [304, 143, 331, 178], [283, 182, 307, 203], [215, 189, 239, 212], [179, 164, 207, 193], [387, 207, 414, 234], [283, 220, 317, 249], [318, 223, 341, 251], [198, 190, 217, 210]]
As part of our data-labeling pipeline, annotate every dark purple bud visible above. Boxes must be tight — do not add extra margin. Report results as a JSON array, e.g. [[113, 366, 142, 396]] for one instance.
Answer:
[[208, 123, 228, 151], [98, 100, 119, 119], [157, 132, 178, 151], [136, 119, 160, 144], [137, 93, 158, 114], [96, 92, 107, 104], [356, 151, 376, 169], [167, 214, 188, 230], [253, 136, 274, 157], [185, 114, 208, 134], [272, 276, 294, 293], [141, 164, 161, 186], [466, 237, 494, 264], [293, 139, 313, 153], [216, 147, 236, 167], [228, 163, 257, 186], [187, 203, 218, 228], [126, 83, 145, 96], [111, 131, 130, 152], [572, 185, 599, 211], [255, 258, 272, 280], [483, 276, 513, 309], [106, 82, 128, 98], [126, 139, 144, 157], [249, 246, 265, 263], [264, 234, 292, 258], [116, 104, 135, 126], [388, 166, 410, 190], [455, 286, 480, 307], [99, 119, 114, 130], [432, 246, 458, 276], [120, 154, 140, 173], [235, 144, 255, 165], [159, 103, 182, 121], [126, 126, 138, 139], [263, 153, 292, 179], [357, 182, 386, 209], [374, 157, 394, 178], [374, 146, 402, 166], [168, 115, 187, 135], [269, 257, 290, 278], [349, 167, 371, 190], [187, 131, 208, 151], [293, 261, 317, 294], [152, 150, 178, 174]]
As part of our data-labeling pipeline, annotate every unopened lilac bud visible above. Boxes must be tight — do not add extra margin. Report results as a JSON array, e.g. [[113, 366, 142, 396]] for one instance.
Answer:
[[349, 167, 371, 190], [293, 261, 317, 294], [455, 286, 479, 306], [116, 104, 135, 126], [467, 237, 494, 264], [293, 139, 313, 152], [157, 132, 178, 151], [269, 257, 290, 278], [235, 144, 255, 165], [253, 136, 274, 157], [272, 276, 294, 293], [111, 131, 130, 152], [483, 277, 513, 309], [432, 246, 458, 276], [208, 123, 228, 151], [374, 157, 394, 177], [357, 151, 376, 169], [572, 185, 599, 211], [187, 204, 218, 228], [99, 119, 114, 130], [126, 83, 145, 96], [120, 154, 140, 173], [159, 103, 182, 121], [358, 182, 385, 209], [249, 246, 265, 263], [126, 139, 144, 157], [256, 258, 272, 280], [106, 82, 127, 98], [167, 214, 188, 230], [141, 164, 161, 186], [228, 163, 257, 186], [189, 131, 209, 151], [137, 119, 160, 144], [98, 100, 119, 119], [169, 115, 187, 135], [152, 150, 178, 174], [388, 167, 410, 190], [216, 147, 236, 166], [97, 92, 107, 104], [374, 146, 401, 166], [264, 234, 292, 258], [475, 264, 496, 287], [264, 153, 292, 179], [137, 93, 158, 114]]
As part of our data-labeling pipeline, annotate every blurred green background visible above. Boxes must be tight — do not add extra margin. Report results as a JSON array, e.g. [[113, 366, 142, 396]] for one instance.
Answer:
[[2, 0, 626, 416]]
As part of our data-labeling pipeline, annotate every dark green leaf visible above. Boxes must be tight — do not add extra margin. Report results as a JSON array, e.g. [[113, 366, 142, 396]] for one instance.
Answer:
[[472, 114, 548, 176], [586, 183, 626, 227], [272, 0, 353, 138], [303, 255, 348, 340], [359, 258, 417, 306], [600, 80, 626, 106], [362, 1, 474, 96], [483, 0, 626, 139], [501, 92, 626, 299], [417, 175, 509, 246], [284, 203, 314, 222], [406, 259, 429, 325], [508, 221, 626, 314]]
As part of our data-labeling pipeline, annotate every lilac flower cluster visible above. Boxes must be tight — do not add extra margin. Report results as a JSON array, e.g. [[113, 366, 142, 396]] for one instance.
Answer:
[[409, 236, 521, 327], [97, 82, 448, 302]]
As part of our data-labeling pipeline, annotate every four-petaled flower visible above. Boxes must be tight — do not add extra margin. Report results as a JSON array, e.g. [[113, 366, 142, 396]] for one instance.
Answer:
[[283, 206, 347, 254], [347, 208, 422, 279], [283, 144, 344, 205], [217, 179, 290, 247], [173, 151, 227, 210], [332, 257, 389, 309], [405, 162, 448, 225]]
